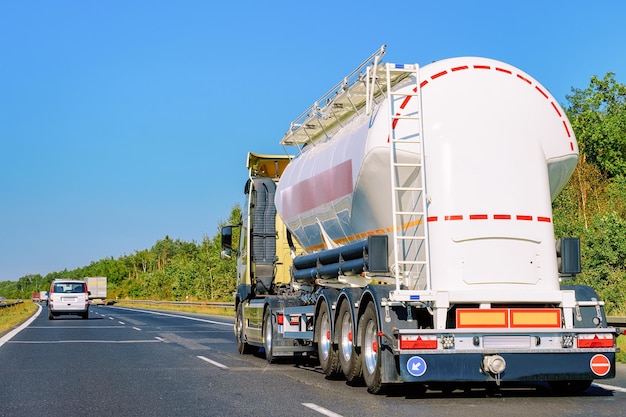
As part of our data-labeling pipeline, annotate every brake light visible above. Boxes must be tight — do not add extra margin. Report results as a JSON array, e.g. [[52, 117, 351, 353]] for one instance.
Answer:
[[399, 335, 438, 350], [577, 334, 614, 348], [276, 313, 284, 326]]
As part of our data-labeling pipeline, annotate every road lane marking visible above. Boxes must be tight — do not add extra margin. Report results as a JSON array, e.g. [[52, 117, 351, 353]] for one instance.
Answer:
[[112, 306, 232, 327], [118, 321, 125, 325], [197, 355, 229, 369], [28, 326, 124, 329], [302, 403, 343, 417], [593, 383, 626, 393], [132, 327, 142, 331], [6, 340, 162, 344], [0, 304, 42, 348], [155, 336, 165, 341]]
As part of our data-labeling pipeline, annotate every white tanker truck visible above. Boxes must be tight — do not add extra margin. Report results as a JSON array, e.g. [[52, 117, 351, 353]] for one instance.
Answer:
[[221, 45, 616, 394]]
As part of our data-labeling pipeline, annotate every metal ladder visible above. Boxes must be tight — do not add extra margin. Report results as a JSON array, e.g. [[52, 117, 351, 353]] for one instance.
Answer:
[[385, 63, 431, 300]]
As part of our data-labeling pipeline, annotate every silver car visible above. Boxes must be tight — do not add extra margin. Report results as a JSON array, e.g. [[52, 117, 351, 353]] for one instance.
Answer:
[[48, 280, 90, 320]]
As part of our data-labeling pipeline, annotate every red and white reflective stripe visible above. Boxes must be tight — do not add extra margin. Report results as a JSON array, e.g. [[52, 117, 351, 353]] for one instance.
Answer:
[[399, 335, 438, 350], [577, 333, 614, 349], [397, 62, 574, 150], [427, 214, 551, 223]]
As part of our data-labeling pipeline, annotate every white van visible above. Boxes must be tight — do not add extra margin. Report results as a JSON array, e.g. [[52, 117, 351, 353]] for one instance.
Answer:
[[48, 280, 90, 320]]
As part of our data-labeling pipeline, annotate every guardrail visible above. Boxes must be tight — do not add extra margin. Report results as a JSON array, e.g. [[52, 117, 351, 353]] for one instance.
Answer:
[[112, 300, 234, 308], [0, 300, 24, 309], [607, 316, 626, 330]]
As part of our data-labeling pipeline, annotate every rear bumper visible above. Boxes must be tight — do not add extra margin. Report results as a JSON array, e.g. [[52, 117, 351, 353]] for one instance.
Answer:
[[49, 305, 89, 314], [398, 351, 616, 382]]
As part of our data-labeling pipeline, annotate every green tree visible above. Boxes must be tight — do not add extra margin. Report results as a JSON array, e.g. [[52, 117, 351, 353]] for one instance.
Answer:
[[555, 72, 626, 314], [566, 73, 626, 179]]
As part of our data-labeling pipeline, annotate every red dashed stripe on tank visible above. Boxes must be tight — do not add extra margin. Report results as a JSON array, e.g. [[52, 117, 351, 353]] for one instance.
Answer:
[[394, 62, 574, 150], [427, 214, 551, 223]]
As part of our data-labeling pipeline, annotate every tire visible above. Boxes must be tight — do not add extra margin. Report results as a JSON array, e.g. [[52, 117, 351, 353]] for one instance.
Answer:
[[316, 300, 340, 377], [48, 310, 54, 320], [548, 380, 592, 395], [235, 304, 256, 355], [337, 301, 362, 382], [82, 311, 89, 320], [360, 302, 385, 394], [263, 308, 276, 363]]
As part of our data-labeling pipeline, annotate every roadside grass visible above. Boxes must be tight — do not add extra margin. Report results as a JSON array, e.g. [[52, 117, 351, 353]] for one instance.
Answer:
[[113, 300, 234, 317], [0, 301, 38, 334]]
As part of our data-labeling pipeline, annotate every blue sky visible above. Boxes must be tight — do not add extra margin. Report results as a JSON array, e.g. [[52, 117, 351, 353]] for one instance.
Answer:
[[1, 1, 624, 281]]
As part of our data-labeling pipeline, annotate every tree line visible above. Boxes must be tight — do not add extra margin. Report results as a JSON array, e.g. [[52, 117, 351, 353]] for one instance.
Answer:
[[1, 73, 625, 313], [554, 72, 626, 314], [0, 207, 241, 303]]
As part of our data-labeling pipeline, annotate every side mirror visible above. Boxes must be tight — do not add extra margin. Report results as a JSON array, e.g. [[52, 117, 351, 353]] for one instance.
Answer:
[[220, 250, 232, 260], [557, 237, 581, 278], [221, 226, 233, 251]]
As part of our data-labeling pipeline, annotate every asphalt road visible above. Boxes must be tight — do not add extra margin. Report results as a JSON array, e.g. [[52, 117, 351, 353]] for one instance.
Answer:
[[1, 304, 625, 417]]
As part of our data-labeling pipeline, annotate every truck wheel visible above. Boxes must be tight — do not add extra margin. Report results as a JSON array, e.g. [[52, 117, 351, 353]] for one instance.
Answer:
[[548, 380, 592, 395], [316, 300, 340, 377], [360, 302, 385, 394], [48, 310, 54, 320], [337, 301, 362, 383], [236, 304, 256, 355], [263, 308, 276, 363]]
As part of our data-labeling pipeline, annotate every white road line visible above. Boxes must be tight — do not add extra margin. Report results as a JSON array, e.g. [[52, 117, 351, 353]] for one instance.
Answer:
[[132, 327, 142, 331], [0, 304, 42, 348], [7, 340, 161, 344], [593, 383, 626, 393], [302, 403, 343, 417], [109, 317, 114, 320], [112, 306, 232, 327], [197, 355, 229, 369], [155, 337, 165, 342], [118, 321, 125, 325], [27, 326, 122, 329]]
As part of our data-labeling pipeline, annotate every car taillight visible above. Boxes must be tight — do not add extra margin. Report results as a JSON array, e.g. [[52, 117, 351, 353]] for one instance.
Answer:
[[577, 334, 614, 348], [277, 313, 284, 325]]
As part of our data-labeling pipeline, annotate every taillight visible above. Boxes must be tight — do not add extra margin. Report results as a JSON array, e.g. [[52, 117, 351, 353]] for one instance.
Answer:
[[577, 334, 614, 348], [399, 335, 438, 350], [276, 313, 284, 326]]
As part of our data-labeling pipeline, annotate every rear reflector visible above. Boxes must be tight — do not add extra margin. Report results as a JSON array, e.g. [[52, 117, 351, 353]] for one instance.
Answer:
[[399, 335, 437, 350], [456, 308, 561, 329], [577, 334, 614, 348], [457, 309, 508, 328], [510, 309, 561, 328]]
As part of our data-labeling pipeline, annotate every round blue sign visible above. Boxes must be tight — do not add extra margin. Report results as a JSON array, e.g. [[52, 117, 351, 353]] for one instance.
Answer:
[[407, 356, 427, 377]]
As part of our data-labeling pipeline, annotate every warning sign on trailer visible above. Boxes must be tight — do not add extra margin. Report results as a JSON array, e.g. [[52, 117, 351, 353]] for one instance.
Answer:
[[407, 356, 427, 377], [590, 354, 611, 377]]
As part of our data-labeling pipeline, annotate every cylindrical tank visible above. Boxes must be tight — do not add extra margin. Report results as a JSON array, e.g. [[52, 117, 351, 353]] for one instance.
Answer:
[[275, 57, 578, 294]]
